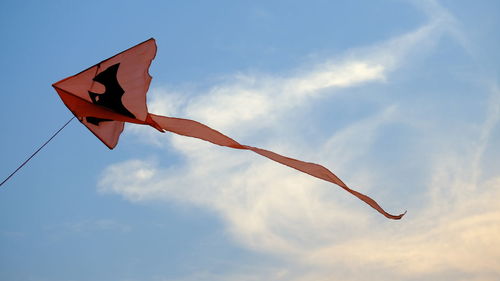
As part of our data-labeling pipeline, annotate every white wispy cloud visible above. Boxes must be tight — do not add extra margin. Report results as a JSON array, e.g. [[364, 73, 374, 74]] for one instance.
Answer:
[[98, 1, 500, 280]]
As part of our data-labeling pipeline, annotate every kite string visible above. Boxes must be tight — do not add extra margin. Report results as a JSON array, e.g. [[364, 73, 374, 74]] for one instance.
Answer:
[[0, 116, 75, 187]]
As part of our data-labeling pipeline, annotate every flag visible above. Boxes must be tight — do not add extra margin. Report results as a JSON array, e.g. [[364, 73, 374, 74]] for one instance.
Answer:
[[53, 38, 405, 220]]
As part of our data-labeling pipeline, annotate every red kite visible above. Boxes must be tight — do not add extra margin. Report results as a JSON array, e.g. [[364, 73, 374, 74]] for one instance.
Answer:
[[53, 38, 405, 220]]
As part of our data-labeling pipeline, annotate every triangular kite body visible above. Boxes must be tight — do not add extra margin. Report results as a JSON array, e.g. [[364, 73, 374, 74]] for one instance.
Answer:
[[53, 38, 156, 148], [53, 38, 405, 220]]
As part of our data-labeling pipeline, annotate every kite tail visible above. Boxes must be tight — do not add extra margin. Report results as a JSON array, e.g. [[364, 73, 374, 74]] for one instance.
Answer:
[[148, 114, 405, 220]]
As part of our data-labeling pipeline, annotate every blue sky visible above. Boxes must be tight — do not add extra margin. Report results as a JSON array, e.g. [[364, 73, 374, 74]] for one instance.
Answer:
[[1, 0, 499, 280]]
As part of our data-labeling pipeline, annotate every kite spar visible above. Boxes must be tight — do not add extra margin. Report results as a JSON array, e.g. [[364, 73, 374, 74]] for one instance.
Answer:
[[52, 38, 405, 220]]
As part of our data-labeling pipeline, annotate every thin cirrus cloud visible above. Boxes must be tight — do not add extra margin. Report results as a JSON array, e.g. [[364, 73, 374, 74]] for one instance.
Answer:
[[305, 88, 500, 276], [98, 1, 500, 280]]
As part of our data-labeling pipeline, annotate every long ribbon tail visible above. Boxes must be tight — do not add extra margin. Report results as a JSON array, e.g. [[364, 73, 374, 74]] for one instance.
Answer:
[[148, 114, 405, 220]]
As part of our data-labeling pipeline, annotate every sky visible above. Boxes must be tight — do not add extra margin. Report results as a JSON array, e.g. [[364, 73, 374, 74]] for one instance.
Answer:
[[1, 0, 499, 280]]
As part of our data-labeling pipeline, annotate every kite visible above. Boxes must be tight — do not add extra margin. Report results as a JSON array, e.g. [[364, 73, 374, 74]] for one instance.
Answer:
[[52, 38, 405, 220]]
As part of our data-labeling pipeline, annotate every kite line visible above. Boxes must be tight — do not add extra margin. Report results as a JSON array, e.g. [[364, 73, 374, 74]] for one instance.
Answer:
[[0, 116, 75, 187]]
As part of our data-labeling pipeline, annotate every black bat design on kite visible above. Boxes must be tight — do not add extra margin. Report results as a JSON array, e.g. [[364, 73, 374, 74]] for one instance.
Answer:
[[86, 63, 135, 125]]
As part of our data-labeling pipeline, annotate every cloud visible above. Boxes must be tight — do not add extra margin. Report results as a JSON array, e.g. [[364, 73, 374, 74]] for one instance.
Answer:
[[98, 1, 500, 280], [100, 19, 438, 254], [299, 82, 500, 279]]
